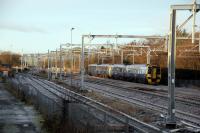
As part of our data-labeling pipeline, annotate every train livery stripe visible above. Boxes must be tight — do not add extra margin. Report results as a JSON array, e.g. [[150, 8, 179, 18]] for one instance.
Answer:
[[152, 68, 156, 79], [146, 74, 152, 84]]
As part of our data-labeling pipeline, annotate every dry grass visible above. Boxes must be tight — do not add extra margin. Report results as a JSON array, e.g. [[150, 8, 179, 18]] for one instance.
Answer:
[[84, 90, 155, 123], [55, 80, 158, 124]]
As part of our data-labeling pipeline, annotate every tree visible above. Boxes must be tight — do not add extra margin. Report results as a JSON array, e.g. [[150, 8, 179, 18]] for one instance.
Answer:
[[0, 51, 21, 66], [176, 28, 190, 46], [101, 46, 105, 49], [123, 59, 131, 65]]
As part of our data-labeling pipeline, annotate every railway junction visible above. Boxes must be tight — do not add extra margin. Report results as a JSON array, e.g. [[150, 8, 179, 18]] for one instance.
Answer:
[[1, 0, 200, 133]]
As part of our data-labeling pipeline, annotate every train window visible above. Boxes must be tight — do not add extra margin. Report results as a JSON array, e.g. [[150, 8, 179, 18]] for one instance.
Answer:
[[113, 68, 117, 72], [128, 69, 131, 73], [157, 67, 161, 74], [148, 67, 152, 74]]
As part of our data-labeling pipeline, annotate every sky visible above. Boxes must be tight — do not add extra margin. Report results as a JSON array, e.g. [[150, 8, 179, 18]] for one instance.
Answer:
[[0, 0, 199, 53]]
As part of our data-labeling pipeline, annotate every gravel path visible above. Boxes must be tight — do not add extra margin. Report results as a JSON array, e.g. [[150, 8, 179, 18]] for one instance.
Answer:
[[0, 83, 44, 133]]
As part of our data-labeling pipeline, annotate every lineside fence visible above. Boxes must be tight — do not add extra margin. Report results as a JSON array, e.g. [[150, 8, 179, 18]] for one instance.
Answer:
[[8, 74, 162, 133]]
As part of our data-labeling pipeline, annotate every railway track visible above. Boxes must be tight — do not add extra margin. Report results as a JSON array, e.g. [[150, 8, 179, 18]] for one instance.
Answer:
[[84, 83, 200, 126], [62, 76, 200, 127], [72, 74, 200, 103], [69, 75, 200, 108], [84, 76, 200, 107], [15, 74, 163, 133], [26, 73, 200, 128]]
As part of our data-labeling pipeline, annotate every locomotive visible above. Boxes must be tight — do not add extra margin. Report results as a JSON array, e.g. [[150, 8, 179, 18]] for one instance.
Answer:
[[88, 64, 161, 85]]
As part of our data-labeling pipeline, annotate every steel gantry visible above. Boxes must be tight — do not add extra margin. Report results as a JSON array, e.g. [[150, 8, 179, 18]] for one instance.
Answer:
[[80, 34, 166, 90], [167, 0, 200, 128], [59, 44, 69, 80], [119, 45, 153, 64]]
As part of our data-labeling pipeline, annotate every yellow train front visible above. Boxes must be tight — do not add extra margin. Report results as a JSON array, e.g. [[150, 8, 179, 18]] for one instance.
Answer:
[[123, 64, 161, 85], [146, 65, 161, 85]]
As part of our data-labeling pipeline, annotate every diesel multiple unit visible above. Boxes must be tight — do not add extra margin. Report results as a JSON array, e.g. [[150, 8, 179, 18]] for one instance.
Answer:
[[88, 64, 161, 85]]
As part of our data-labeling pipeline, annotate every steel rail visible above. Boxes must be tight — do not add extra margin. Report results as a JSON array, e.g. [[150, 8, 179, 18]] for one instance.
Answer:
[[16, 75, 62, 107], [33, 73, 200, 125], [84, 77, 200, 107], [63, 78, 200, 127], [83, 82, 200, 126]]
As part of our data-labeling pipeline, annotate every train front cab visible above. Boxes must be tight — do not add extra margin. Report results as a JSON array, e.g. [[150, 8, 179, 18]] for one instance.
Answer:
[[146, 65, 161, 85]]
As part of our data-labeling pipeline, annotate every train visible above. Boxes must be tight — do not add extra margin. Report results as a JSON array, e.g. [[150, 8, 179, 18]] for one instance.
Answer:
[[88, 64, 161, 85]]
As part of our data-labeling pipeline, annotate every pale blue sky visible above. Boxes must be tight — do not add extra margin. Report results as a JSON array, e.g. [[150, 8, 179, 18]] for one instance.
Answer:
[[0, 0, 199, 53]]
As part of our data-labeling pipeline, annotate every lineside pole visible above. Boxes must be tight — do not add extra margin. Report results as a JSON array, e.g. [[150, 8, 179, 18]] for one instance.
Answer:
[[199, 33, 200, 52], [165, 35, 169, 52], [167, 2, 200, 128], [50, 52, 52, 80], [167, 8, 176, 128], [71, 49, 73, 86], [98, 52, 100, 64], [121, 50, 123, 64], [48, 50, 50, 80], [80, 36, 85, 90], [70, 28, 74, 86], [147, 48, 151, 64], [112, 49, 115, 64], [55, 49, 58, 77], [21, 53, 23, 72], [60, 45, 62, 80], [192, 0, 196, 43]]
